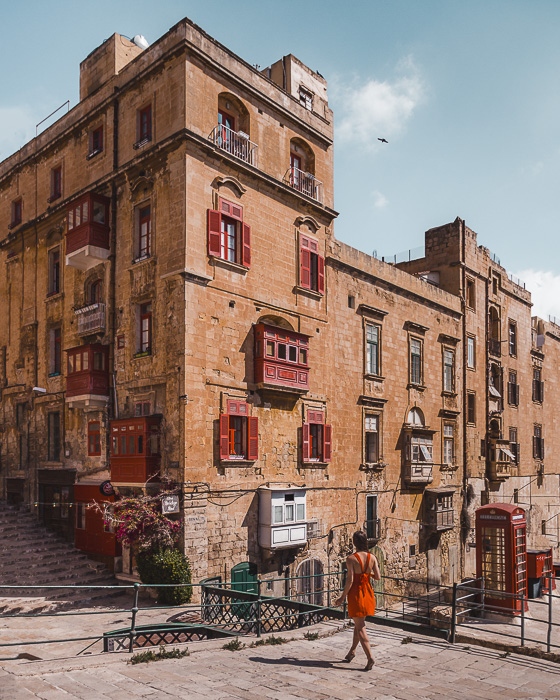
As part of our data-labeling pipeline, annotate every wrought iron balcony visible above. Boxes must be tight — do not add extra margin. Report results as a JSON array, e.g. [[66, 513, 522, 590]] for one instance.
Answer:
[[209, 124, 258, 166], [283, 167, 323, 203], [74, 302, 106, 336]]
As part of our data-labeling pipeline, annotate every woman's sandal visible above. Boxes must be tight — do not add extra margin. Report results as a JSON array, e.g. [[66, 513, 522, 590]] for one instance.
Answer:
[[364, 658, 375, 671], [343, 651, 356, 662]]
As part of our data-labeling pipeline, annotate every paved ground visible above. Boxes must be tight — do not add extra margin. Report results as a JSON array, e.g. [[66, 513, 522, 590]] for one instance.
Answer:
[[2, 621, 560, 700]]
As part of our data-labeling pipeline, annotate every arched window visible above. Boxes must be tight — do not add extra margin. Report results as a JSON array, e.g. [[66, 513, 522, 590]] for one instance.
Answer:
[[407, 407, 425, 426], [87, 278, 103, 304], [211, 93, 256, 165]]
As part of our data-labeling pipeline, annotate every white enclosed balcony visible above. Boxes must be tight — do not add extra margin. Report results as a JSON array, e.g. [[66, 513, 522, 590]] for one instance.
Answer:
[[209, 124, 258, 166]]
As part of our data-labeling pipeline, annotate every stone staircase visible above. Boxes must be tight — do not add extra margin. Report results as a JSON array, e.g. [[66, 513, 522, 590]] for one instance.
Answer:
[[0, 502, 128, 615]]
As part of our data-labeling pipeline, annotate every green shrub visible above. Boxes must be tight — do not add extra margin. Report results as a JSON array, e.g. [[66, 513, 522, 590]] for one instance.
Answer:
[[136, 549, 192, 605], [223, 637, 245, 651], [129, 645, 189, 664]]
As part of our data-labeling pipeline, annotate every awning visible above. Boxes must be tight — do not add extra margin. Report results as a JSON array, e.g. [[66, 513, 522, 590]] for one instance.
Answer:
[[489, 385, 501, 398], [499, 447, 516, 460], [420, 445, 432, 461]]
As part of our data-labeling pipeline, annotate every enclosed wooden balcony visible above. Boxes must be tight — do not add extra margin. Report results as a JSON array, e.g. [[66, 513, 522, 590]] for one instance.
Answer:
[[424, 487, 455, 532], [65, 344, 109, 408], [65, 193, 110, 270], [489, 438, 514, 481], [254, 323, 309, 394], [109, 416, 162, 484]]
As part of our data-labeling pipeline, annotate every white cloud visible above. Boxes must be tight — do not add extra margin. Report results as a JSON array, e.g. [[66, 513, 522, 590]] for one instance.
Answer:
[[0, 106, 36, 162], [336, 56, 425, 151], [371, 190, 388, 209], [514, 269, 560, 320]]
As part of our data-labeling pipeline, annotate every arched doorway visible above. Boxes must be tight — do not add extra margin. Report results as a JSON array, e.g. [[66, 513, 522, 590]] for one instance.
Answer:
[[296, 558, 324, 605]]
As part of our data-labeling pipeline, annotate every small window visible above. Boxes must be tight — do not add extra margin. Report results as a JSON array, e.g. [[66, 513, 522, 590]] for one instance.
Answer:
[[49, 327, 62, 376], [135, 104, 152, 147], [508, 371, 519, 406], [299, 86, 313, 111], [365, 323, 380, 376], [443, 423, 455, 466], [364, 414, 380, 464], [48, 412, 61, 462], [467, 336, 475, 369], [348, 295, 355, 309], [135, 401, 151, 417], [508, 321, 517, 356], [409, 337, 423, 386], [88, 125, 104, 158], [88, 421, 101, 456], [467, 392, 476, 425], [466, 278, 475, 309], [10, 198, 22, 228], [134, 203, 152, 260], [207, 199, 251, 268], [302, 411, 331, 463], [533, 424, 544, 460], [443, 348, 455, 393], [219, 400, 258, 461], [509, 427, 519, 465], [532, 368, 544, 403], [299, 235, 324, 294], [47, 247, 61, 296], [50, 166, 62, 202], [138, 302, 152, 354]]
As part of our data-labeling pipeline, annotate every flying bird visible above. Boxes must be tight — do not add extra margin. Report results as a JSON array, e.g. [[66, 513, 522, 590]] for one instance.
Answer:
[[378, 138, 388, 144]]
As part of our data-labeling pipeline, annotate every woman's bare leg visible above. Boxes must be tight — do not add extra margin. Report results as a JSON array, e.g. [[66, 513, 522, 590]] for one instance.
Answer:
[[353, 617, 373, 662]]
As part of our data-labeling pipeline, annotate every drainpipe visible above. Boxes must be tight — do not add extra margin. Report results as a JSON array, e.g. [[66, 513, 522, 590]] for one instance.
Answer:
[[108, 91, 119, 437], [461, 218, 468, 578]]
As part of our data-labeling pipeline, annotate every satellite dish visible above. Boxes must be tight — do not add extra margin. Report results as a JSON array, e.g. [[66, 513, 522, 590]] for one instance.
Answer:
[[132, 35, 149, 50]]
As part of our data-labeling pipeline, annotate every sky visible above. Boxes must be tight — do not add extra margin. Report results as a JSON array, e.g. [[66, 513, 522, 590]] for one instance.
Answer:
[[2, 1, 559, 317]]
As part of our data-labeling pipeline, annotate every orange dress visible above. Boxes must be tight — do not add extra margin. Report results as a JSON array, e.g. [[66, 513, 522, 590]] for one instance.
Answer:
[[347, 552, 376, 618]]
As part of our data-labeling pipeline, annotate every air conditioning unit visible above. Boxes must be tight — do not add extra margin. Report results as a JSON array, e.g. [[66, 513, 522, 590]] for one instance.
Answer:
[[237, 131, 250, 140], [306, 519, 321, 539]]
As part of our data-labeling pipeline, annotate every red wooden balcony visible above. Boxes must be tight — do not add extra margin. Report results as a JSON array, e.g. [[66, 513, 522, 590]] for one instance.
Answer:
[[109, 416, 162, 484], [254, 323, 309, 393], [65, 193, 110, 270], [65, 344, 110, 409]]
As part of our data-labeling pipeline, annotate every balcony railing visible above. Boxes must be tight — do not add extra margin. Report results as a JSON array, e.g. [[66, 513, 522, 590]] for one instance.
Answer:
[[209, 125, 258, 166], [75, 303, 106, 336], [283, 167, 323, 203]]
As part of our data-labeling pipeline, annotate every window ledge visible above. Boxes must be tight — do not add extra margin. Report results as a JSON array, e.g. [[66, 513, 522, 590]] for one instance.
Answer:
[[220, 459, 256, 466], [300, 461, 329, 469], [48, 372, 61, 378], [133, 137, 152, 150], [364, 373, 385, 382], [45, 291, 63, 302], [441, 391, 457, 398], [133, 351, 152, 359], [210, 256, 248, 274], [407, 383, 426, 391], [360, 462, 386, 472], [132, 254, 153, 265], [294, 285, 323, 300], [86, 149, 103, 160]]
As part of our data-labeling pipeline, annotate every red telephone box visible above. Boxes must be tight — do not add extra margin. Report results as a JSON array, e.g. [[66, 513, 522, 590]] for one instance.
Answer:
[[476, 504, 527, 615]]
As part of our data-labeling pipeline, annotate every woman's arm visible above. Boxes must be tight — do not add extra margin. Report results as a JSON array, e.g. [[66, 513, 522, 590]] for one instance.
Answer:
[[333, 557, 354, 606]]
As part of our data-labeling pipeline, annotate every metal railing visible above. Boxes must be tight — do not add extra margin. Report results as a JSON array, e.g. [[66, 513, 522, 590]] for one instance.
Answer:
[[381, 245, 425, 265], [74, 302, 106, 335], [283, 167, 323, 203], [209, 124, 258, 166]]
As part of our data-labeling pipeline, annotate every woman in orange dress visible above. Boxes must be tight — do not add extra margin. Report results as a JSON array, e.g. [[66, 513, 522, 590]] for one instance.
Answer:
[[334, 530, 381, 671]]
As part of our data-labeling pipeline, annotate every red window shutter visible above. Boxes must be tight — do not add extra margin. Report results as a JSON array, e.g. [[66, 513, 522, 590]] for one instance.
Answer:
[[300, 248, 311, 289], [207, 209, 222, 257], [242, 223, 251, 268], [323, 424, 332, 462], [317, 255, 325, 294], [247, 416, 258, 460], [308, 410, 324, 424], [220, 414, 230, 459], [302, 423, 310, 461]]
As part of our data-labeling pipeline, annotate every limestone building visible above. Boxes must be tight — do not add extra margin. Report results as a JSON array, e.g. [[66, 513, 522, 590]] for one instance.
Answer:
[[0, 18, 557, 596]]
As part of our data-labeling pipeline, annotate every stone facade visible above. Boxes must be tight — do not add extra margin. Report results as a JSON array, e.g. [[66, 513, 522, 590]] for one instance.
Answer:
[[0, 19, 558, 593]]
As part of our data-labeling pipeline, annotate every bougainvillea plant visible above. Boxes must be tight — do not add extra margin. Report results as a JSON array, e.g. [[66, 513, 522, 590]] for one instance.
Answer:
[[104, 493, 181, 552]]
